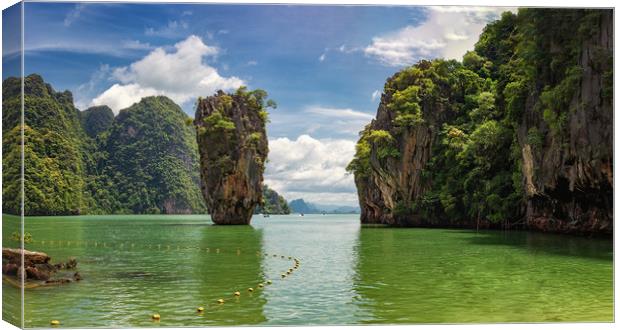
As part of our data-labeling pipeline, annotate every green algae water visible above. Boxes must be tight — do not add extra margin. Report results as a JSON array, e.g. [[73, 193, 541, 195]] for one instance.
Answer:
[[2, 214, 613, 327]]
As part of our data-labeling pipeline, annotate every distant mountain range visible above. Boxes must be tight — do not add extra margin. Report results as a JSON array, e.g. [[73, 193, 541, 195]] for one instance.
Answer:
[[289, 199, 360, 214]]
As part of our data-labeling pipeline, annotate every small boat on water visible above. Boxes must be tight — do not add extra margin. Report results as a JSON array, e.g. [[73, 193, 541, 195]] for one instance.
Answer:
[[300, 213, 304, 217], [263, 214, 270, 218]]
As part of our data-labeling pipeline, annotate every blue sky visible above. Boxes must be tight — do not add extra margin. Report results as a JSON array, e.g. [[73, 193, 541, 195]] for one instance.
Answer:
[[2, 3, 512, 205]]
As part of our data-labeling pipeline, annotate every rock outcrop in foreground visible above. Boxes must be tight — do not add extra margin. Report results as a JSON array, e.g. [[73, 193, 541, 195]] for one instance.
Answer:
[[2, 248, 81, 287], [348, 9, 613, 235], [195, 88, 273, 225]]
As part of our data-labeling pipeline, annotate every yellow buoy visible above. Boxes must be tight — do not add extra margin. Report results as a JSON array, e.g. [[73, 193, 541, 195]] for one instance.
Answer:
[[234, 291, 241, 296], [152, 314, 161, 320], [248, 288, 254, 292], [217, 299, 225, 304], [281, 273, 286, 278], [197, 307, 205, 312], [286, 271, 291, 275], [289, 268, 293, 272], [267, 280, 272, 284], [288, 256, 292, 260], [50, 320, 60, 326], [258, 283, 264, 288]]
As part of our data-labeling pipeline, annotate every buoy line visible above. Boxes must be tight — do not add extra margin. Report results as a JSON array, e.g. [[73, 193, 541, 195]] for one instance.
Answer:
[[34, 239, 302, 324]]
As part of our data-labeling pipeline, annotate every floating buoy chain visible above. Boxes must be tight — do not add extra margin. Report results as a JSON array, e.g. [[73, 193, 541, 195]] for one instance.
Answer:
[[39, 242, 301, 324], [34, 240, 252, 255], [150, 253, 301, 321]]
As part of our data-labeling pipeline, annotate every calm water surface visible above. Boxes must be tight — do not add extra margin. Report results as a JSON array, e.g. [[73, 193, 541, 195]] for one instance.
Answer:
[[2, 214, 613, 327]]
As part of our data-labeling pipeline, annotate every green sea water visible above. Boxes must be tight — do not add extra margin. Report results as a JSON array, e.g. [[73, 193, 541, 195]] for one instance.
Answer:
[[1, 214, 613, 327]]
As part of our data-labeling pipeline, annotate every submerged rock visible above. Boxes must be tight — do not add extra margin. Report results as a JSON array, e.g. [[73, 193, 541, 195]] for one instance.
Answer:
[[194, 88, 274, 225]]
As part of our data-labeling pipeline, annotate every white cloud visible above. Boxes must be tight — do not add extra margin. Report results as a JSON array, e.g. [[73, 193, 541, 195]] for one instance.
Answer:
[[364, 6, 514, 67], [75, 64, 112, 110], [268, 105, 372, 139], [338, 44, 361, 54], [91, 35, 244, 113], [145, 20, 189, 38], [319, 53, 326, 62], [122, 39, 153, 50], [305, 106, 374, 120], [371, 90, 381, 102], [246, 60, 258, 66], [265, 135, 358, 206], [92, 84, 160, 112], [64, 4, 86, 27]]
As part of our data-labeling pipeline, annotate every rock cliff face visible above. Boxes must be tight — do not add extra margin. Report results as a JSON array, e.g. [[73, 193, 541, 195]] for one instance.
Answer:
[[350, 9, 613, 234], [195, 89, 271, 225], [517, 11, 613, 234], [351, 63, 466, 227]]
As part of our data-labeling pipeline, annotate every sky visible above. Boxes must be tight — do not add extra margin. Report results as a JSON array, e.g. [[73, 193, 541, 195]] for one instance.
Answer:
[[2, 3, 513, 206]]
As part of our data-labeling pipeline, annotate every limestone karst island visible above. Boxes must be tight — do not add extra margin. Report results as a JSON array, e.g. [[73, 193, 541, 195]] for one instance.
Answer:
[[1, 3, 614, 328]]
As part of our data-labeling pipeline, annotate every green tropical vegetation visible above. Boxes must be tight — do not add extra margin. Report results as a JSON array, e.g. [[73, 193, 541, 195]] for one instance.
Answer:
[[2, 75, 293, 216], [348, 9, 612, 228]]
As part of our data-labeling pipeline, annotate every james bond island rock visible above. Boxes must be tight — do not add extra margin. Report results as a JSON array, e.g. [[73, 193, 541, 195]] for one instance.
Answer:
[[348, 9, 613, 235], [194, 87, 275, 225]]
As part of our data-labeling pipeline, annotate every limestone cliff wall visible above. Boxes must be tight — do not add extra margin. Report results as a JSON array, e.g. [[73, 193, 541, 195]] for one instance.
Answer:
[[518, 11, 613, 234]]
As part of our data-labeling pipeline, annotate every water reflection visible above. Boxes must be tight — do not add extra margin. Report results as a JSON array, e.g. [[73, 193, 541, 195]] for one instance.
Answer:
[[195, 224, 267, 325], [253, 215, 363, 325], [465, 229, 613, 261], [354, 227, 613, 323], [4, 215, 613, 326]]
